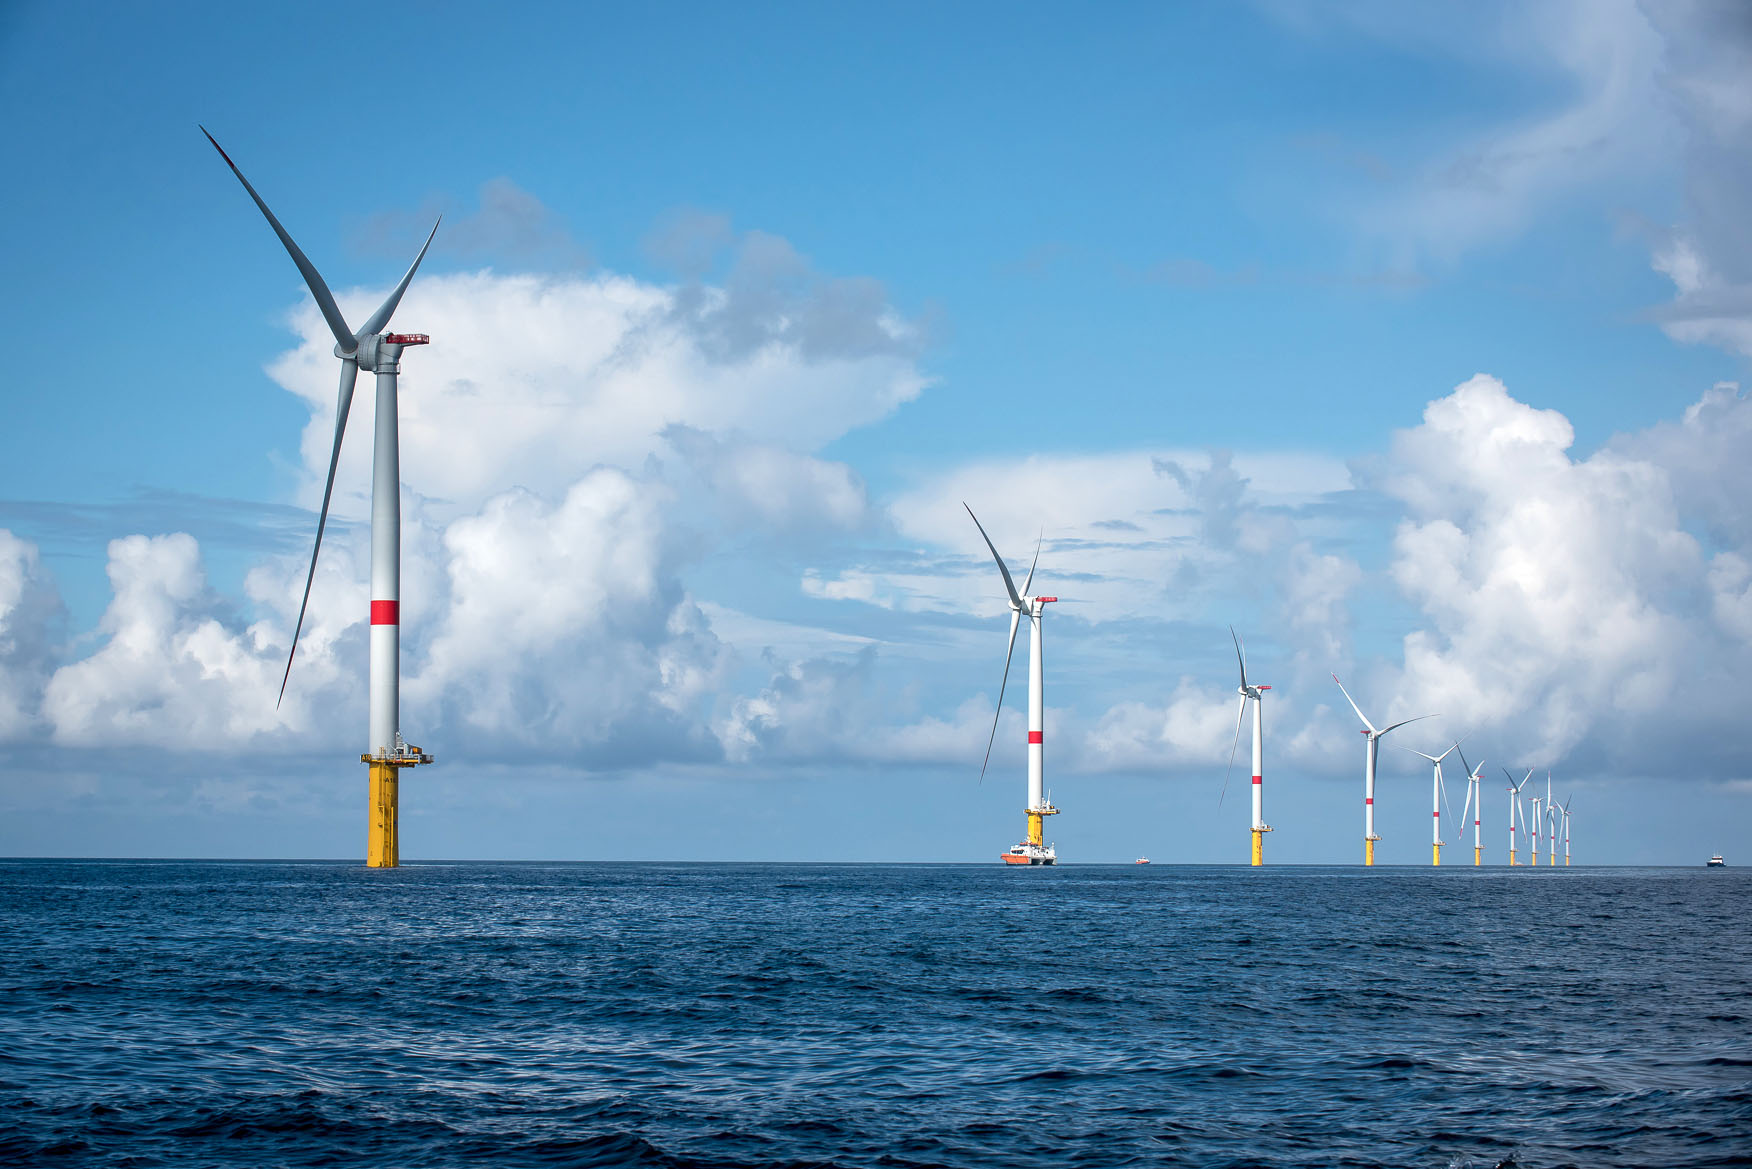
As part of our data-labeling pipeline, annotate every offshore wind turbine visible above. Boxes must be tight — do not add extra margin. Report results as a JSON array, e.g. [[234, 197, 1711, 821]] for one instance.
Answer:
[[1560, 796, 1573, 865], [1503, 768, 1532, 865], [1456, 747, 1486, 865], [1531, 787, 1546, 867], [1546, 772, 1558, 866], [1221, 628, 1272, 865], [1402, 740, 1462, 866], [967, 505, 1061, 865], [204, 128, 437, 868], [1333, 675, 1432, 866]]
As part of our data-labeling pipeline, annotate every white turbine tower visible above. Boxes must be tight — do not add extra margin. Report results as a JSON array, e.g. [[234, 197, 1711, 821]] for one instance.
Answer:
[[1402, 740, 1462, 866], [1456, 747, 1486, 865], [205, 129, 437, 868], [1221, 628, 1272, 866], [1503, 768, 1532, 866], [967, 505, 1061, 866], [1333, 675, 1432, 866]]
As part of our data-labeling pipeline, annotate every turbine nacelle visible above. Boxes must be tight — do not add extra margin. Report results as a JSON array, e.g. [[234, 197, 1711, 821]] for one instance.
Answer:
[[336, 332, 431, 370], [1331, 673, 1432, 743]]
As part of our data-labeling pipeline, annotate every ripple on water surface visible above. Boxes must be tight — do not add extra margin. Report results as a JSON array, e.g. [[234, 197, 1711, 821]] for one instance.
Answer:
[[1, 862, 1749, 1168]]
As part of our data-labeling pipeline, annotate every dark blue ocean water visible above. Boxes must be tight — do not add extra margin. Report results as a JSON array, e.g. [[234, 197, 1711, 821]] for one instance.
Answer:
[[1, 862, 1748, 1168]]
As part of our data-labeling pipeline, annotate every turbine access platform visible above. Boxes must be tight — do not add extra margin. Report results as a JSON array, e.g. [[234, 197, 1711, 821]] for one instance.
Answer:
[[363, 734, 434, 868], [1002, 797, 1060, 865]]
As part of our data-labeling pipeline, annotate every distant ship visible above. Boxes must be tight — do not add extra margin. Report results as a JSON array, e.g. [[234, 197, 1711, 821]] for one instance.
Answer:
[[1135, 858, 1151, 865], [1002, 842, 1056, 866], [1708, 854, 1726, 867]]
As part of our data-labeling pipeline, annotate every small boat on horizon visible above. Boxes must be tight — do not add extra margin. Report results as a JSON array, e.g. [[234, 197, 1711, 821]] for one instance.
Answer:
[[1134, 857, 1151, 865], [1708, 854, 1726, 867]]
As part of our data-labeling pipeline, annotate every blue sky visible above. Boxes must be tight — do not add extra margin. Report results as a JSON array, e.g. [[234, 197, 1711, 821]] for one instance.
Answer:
[[2, 0, 1750, 863]]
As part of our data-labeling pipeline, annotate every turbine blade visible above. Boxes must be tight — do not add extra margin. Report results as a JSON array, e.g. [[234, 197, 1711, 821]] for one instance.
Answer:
[[1231, 626, 1248, 690], [965, 504, 1023, 608], [358, 216, 441, 337], [1399, 746, 1439, 762], [277, 357, 359, 706], [1021, 529, 1042, 596], [1218, 694, 1246, 809], [1457, 745, 1476, 781], [1331, 674, 1377, 734], [1378, 713, 1434, 738], [978, 609, 1022, 782], [201, 127, 357, 354]]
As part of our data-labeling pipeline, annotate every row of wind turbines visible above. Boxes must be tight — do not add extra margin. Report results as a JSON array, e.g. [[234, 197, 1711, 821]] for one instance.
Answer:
[[964, 508, 1576, 867], [211, 124, 1580, 871], [1228, 642, 1575, 867]]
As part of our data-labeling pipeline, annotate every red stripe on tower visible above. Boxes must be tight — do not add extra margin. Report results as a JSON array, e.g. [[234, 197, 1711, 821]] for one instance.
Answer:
[[1251, 776, 1262, 784], [1365, 797, 1373, 805], [1028, 731, 1043, 744], [371, 600, 399, 625]]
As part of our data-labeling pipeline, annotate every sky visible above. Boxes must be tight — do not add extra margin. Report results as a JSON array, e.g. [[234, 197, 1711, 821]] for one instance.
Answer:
[[2, 0, 1750, 864]]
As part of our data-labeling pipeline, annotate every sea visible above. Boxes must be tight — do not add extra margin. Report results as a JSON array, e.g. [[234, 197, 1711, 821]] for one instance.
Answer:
[[1, 861, 1747, 1168]]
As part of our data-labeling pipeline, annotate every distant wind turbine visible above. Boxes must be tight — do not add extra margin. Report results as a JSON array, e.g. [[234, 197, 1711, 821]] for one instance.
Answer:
[[1402, 740, 1463, 866], [204, 128, 438, 868], [1560, 795, 1573, 866], [1456, 747, 1486, 865], [1546, 771, 1559, 866], [1530, 789, 1545, 867], [967, 505, 1061, 866], [1503, 768, 1532, 866], [1221, 628, 1272, 866], [1333, 674, 1433, 866]]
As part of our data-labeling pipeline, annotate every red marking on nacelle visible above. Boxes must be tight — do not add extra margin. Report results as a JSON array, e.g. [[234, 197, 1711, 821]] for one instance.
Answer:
[[1027, 731, 1043, 744], [370, 600, 399, 625], [1036, 596, 1058, 603], [1258, 685, 1271, 690], [386, 333, 429, 345]]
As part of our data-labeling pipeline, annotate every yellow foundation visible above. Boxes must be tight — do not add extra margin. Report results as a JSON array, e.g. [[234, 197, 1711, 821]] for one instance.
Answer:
[[1365, 837, 1375, 866], [368, 761, 398, 868], [1565, 855, 1570, 866], [1474, 846, 1482, 866], [1251, 828, 1264, 867], [1509, 849, 1518, 866], [1432, 843, 1441, 867], [1027, 810, 1043, 846], [1549, 851, 1555, 866], [363, 749, 433, 868]]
